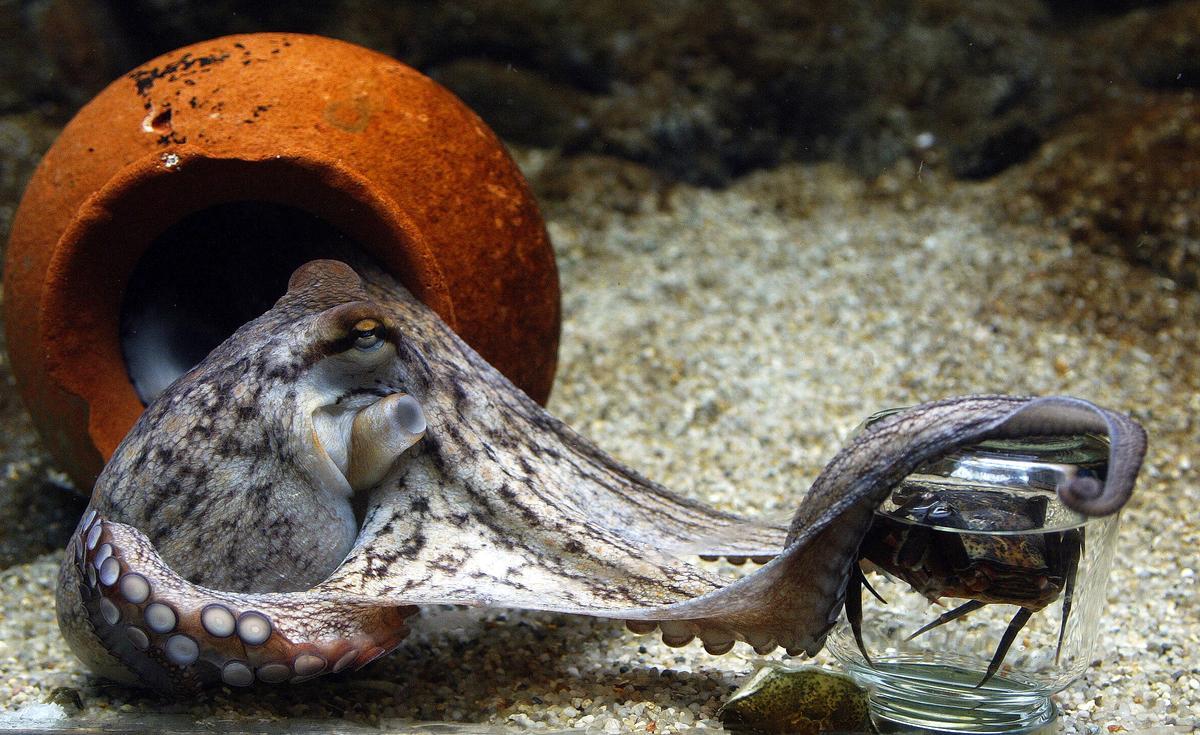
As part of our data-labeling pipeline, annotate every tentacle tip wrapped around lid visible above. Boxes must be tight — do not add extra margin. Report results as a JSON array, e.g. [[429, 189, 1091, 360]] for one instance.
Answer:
[[1064, 476, 1104, 502]]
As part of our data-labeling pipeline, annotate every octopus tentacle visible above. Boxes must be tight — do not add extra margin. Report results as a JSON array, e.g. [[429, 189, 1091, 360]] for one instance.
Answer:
[[969, 394, 1146, 516], [62, 512, 415, 693], [319, 388, 1145, 658], [359, 268, 792, 559]]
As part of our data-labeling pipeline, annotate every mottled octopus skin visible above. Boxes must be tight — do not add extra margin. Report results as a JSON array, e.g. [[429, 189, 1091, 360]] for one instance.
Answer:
[[57, 260, 1148, 693]]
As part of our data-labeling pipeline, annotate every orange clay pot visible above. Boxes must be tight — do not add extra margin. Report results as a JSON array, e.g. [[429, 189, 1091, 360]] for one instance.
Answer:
[[4, 33, 560, 488]]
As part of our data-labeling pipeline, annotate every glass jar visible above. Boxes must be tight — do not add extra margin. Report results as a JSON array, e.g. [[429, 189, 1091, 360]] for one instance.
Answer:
[[827, 412, 1121, 734]]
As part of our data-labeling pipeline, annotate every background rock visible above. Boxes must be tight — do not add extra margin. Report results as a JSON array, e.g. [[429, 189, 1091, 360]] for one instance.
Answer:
[[1013, 94, 1200, 288], [0, 0, 1185, 185], [0, 110, 85, 568], [2, 0, 1190, 189]]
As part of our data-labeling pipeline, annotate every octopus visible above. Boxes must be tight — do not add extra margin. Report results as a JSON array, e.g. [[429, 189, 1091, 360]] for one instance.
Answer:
[[57, 259, 1147, 692]]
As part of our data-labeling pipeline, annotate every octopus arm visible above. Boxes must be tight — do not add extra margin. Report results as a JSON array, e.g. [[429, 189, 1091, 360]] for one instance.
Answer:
[[61, 512, 416, 692], [319, 394, 1145, 659]]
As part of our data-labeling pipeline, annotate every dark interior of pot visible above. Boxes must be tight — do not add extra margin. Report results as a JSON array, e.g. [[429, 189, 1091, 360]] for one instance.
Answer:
[[119, 201, 371, 405]]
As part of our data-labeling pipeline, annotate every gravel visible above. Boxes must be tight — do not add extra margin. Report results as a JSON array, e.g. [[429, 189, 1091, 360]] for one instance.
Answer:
[[1, 154, 1196, 732]]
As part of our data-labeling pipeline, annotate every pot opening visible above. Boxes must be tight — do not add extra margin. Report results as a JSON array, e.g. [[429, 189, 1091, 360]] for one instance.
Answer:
[[120, 201, 373, 405]]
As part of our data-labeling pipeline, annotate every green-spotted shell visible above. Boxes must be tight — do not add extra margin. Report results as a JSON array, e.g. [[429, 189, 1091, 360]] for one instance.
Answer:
[[718, 664, 870, 734]]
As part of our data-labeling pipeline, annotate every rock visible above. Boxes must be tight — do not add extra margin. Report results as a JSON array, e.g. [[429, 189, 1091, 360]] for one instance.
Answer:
[[0, 3, 46, 113], [0, 318, 85, 569], [0, 112, 85, 570], [718, 664, 870, 734], [1117, 3, 1200, 89], [7, 0, 1200, 188], [950, 119, 1042, 180], [24, 0, 132, 108], [529, 153, 670, 226], [1015, 93, 1200, 288], [428, 59, 593, 148], [0, 113, 59, 246], [43, 687, 82, 712], [82, 0, 1084, 182]]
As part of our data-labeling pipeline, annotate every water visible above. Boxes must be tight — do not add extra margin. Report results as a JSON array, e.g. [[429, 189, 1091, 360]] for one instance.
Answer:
[[826, 430, 1122, 733], [847, 661, 1059, 734]]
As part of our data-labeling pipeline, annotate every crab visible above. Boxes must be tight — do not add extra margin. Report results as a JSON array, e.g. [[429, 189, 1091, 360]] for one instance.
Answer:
[[848, 481, 1086, 685]]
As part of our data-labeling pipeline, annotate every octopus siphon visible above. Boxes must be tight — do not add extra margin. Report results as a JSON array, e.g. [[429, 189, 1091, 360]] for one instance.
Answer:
[[57, 260, 1147, 692]]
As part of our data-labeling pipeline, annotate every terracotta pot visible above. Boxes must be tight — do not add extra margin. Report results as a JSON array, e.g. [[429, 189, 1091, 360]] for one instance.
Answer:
[[4, 33, 560, 488]]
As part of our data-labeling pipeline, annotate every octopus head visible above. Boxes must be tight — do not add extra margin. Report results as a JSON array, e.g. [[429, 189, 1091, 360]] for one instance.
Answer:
[[297, 300, 428, 495], [92, 260, 427, 595]]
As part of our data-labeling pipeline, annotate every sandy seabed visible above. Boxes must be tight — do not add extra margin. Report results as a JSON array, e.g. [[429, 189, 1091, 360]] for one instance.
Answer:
[[1, 155, 1196, 733]]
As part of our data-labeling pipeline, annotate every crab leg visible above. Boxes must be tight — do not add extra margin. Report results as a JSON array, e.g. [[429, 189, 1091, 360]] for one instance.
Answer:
[[979, 607, 1034, 686], [906, 599, 987, 641], [1054, 529, 1084, 664], [845, 565, 873, 665]]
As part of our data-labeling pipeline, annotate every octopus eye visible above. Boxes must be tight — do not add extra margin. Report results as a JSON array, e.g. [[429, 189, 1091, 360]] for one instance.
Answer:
[[351, 319, 384, 351]]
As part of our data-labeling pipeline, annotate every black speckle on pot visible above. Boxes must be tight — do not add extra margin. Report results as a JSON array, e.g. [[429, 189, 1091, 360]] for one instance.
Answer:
[[129, 52, 231, 97]]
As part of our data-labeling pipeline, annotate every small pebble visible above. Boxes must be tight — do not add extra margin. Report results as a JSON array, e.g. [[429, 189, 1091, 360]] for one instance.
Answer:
[[718, 664, 868, 734]]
